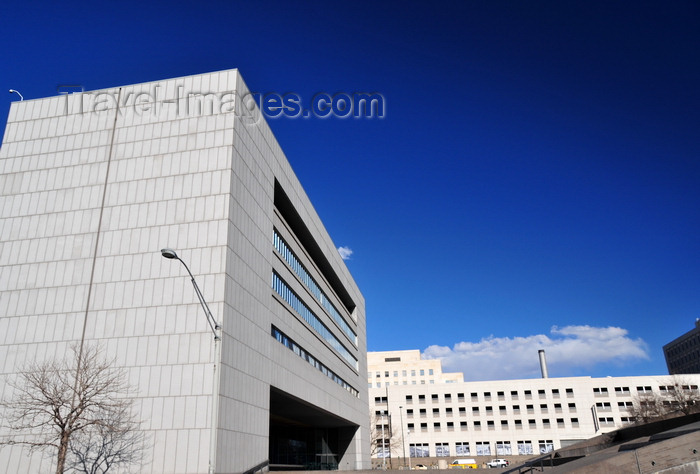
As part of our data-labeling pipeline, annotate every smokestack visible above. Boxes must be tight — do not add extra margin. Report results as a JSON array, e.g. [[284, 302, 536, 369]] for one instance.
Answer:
[[538, 349, 549, 378]]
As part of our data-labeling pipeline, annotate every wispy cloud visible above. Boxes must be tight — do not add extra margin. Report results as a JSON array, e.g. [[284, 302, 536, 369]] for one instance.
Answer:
[[423, 325, 649, 381], [338, 246, 353, 260]]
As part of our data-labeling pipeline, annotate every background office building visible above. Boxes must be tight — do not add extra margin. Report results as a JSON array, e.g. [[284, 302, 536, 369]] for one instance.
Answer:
[[664, 320, 700, 375], [368, 350, 700, 462], [0, 70, 369, 473]]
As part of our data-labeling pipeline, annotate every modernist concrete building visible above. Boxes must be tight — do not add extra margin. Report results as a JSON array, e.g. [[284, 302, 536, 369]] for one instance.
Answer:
[[0, 70, 369, 473], [664, 320, 700, 375], [368, 350, 700, 464]]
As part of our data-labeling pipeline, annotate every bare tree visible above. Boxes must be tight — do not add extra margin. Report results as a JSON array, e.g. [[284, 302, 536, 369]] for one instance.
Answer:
[[0, 344, 143, 474], [628, 376, 700, 424], [370, 412, 402, 460], [66, 405, 145, 474], [628, 392, 666, 423]]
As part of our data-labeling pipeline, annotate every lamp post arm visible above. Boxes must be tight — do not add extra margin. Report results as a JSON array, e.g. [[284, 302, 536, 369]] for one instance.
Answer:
[[176, 257, 220, 339], [190, 277, 220, 338]]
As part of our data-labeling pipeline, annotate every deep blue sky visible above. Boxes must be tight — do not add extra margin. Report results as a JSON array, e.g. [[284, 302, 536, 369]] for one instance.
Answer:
[[2, 1, 699, 380]]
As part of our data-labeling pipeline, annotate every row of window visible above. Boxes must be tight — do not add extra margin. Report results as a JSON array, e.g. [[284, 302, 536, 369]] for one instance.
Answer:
[[402, 440, 555, 457], [404, 402, 579, 417], [403, 389, 574, 403], [272, 326, 358, 397], [371, 369, 435, 378], [405, 418, 580, 432], [371, 381, 436, 387], [272, 272, 357, 369], [274, 230, 357, 344]]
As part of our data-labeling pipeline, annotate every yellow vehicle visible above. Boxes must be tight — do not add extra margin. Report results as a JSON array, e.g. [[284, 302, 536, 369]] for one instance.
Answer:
[[450, 458, 478, 469]]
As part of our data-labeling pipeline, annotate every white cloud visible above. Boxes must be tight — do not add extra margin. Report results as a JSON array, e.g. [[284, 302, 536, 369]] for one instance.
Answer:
[[338, 246, 353, 260], [422, 325, 649, 381]]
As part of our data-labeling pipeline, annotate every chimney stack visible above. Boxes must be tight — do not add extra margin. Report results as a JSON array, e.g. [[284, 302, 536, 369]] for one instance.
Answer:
[[538, 349, 549, 378]]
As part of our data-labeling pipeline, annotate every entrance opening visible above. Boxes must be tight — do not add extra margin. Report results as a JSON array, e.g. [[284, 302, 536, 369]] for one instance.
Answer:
[[269, 387, 358, 470]]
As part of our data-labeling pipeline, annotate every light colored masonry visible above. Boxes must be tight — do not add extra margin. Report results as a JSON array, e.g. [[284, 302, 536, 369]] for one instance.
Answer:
[[368, 350, 700, 459], [0, 69, 369, 473]]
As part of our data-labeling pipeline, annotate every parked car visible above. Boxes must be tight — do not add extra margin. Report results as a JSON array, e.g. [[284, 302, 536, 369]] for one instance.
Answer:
[[413, 464, 428, 470], [450, 458, 478, 469], [486, 458, 509, 468]]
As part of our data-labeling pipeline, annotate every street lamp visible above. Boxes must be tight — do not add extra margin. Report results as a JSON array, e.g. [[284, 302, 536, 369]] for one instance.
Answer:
[[161, 248, 221, 474], [9, 89, 23, 101], [399, 406, 406, 468]]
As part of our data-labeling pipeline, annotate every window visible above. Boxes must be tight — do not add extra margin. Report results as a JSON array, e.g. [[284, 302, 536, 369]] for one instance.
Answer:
[[571, 417, 579, 427], [514, 419, 523, 429], [272, 274, 358, 368], [446, 422, 454, 431], [637, 386, 653, 393], [455, 442, 470, 455], [618, 401, 633, 409], [411, 370, 416, 376], [460, 421, 468, 430], [556, 418, 565, 428], [615, 386, 630, 395], [271, 326, 358, 397], [500, 420, 508, 429], [472, 407, 479, 414], [410, 443, 429, 457], [496, 441, 512, 455], [429, 369, 434, 376], [487, 420, 495, 430], [540, 403, 548, 413], [526, 404, 534, 414], [471, 392, 478, 401], [273, 231, 357, 343], [458, 407, 466, 415], [538, 389, 546, 398], [419, 409, 426, 417], [433, 422, 441, 431], [402, 370, 407, 376], [385, 371, 389, 377], [407, 422, 414, 430], [475, 442, 491, 456], [457, 392, 465, 401], [554, 403, 562, 413], [393, 371, 398, 377], [517, 440, 533, 455], [418, 395, 426, 403], [406, 395, 413, 403], [539, 440, 554, 454], [499, 406, 507, 414], [552, 388, 560, 398], [485, 406, 493, 415], [593, 387, 609, 396], [432, 408, 440, 415], [484, 392, 492, 401], [511, 390, 519, 399], [420, 369, 425, 376], [431, 394, 439, 402], [595, 402, 611, 411], [528, 419, 536, 428], [565, 388, 574, 397], [513, 405, 521, 414], [524, 390, 532, 399], [542, 419, 551, 428], [446, 407, 453, 416], [497, 391, 505, 400], [420, 423, 427, 432], [435, 442, 449, 457], [474, 421, 481, 430], [568, 402, 576, 411], [445, 393, 452, 401], [407, 409, 414, 418]]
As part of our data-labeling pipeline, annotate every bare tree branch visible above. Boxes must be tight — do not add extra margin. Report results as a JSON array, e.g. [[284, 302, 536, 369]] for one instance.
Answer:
[[0, 343, 145, 474]]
